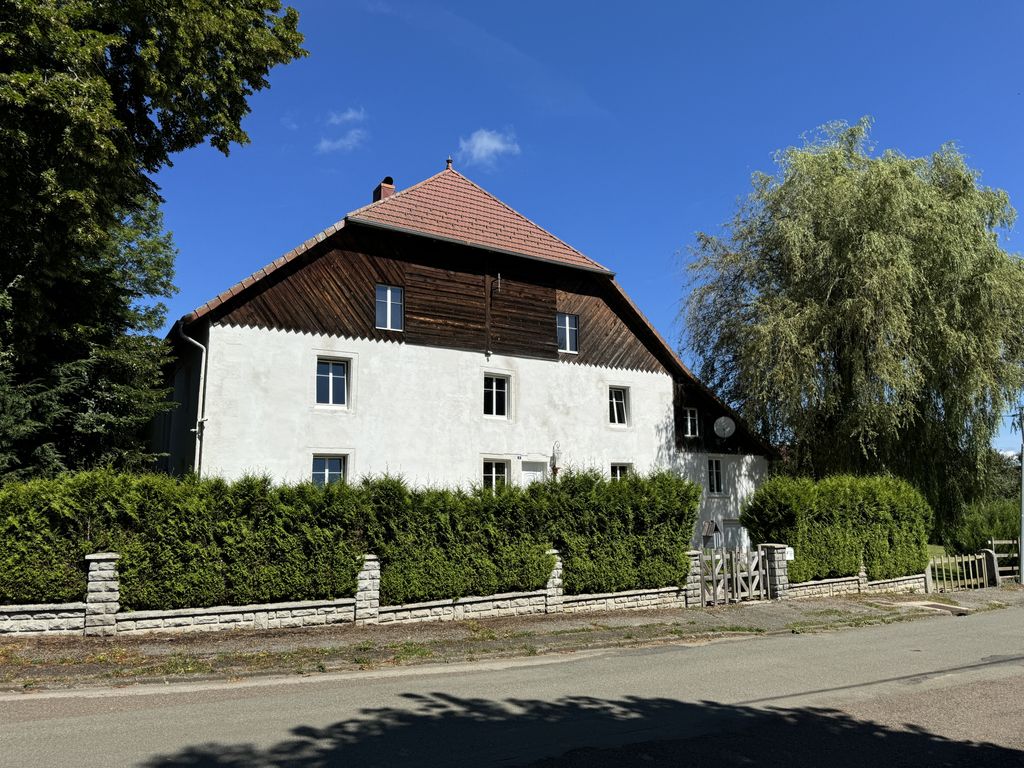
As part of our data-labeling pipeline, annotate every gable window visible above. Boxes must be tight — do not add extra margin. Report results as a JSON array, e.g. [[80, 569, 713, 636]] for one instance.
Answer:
[[682, 407, 699, 438], [483, 460, 508, 490], [610, 463, 632, 481], [375, 284, 404, 331], [484, 374, 509, 418], [312, 455, 347, 486], [316, 359, 348, 406], [707, 458, 723, 495], [609, 387, 629, 425], [556, 312, 578, 353]]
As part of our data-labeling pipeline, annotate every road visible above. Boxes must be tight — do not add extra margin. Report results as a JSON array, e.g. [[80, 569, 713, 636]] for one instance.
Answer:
[[1, 606, 1022, 766]]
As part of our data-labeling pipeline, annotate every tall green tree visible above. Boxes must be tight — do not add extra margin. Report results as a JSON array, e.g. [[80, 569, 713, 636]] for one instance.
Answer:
[[685, 118, 1024, 533], [0, 1, 305, 477]]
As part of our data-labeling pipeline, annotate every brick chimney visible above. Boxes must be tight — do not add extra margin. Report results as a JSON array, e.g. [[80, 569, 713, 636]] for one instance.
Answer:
[[372, 176, 395, 202]]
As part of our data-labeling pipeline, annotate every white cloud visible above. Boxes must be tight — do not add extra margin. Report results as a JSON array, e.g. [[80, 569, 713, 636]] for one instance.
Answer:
[[457, 128, 521, 168], [280, 115, 299, 131], [316, 128, 368, 154], [328, 107, 367, 125]]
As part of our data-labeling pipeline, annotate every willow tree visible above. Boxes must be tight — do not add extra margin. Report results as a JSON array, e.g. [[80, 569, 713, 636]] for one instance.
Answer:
[[685, 119, 1024, 533]]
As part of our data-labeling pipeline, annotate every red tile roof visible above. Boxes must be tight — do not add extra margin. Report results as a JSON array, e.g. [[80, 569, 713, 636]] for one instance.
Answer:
[[347, 167, 611, 274]]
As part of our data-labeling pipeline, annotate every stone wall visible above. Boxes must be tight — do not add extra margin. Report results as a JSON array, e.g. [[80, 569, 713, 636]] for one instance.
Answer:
[[562, 587, 685, 613], [0, 603, 86, 635], [0, 546, 937, 638], [788, 573, 928, 599], [115, 599, 356, 634], [378, 591, 547, 623]]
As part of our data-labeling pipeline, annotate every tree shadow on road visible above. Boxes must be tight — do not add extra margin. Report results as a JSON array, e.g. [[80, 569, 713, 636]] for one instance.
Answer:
[[141, 690, 1022, 767]]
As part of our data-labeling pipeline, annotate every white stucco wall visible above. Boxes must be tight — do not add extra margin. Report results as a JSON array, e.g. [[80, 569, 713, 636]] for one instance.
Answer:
[[184, 323, 766, 540]]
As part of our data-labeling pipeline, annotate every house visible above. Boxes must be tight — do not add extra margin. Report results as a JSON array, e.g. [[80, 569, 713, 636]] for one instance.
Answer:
[[153, 162, 772, 549]]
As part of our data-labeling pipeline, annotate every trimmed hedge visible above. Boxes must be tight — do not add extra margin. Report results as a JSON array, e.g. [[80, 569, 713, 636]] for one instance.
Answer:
[[945, 498, 1019, 555], [740, 475, 931, 582], [0, 469, 700, 609]]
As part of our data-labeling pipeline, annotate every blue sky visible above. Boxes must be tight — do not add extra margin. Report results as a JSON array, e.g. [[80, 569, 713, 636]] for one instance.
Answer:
[[155, 0, 1024, 449]]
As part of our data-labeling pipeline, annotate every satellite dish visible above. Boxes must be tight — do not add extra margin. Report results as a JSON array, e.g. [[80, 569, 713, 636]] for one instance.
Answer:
[[713, 416, 736, 439]]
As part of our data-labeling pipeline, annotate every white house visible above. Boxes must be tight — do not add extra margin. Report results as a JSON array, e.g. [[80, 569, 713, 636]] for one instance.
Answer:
[[153, 163, 772, 548]]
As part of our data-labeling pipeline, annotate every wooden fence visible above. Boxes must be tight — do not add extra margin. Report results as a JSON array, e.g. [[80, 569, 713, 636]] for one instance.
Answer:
[[987, 538, 1020, 582], [699, 547, 767, 606], [928, 553, 989, 592]]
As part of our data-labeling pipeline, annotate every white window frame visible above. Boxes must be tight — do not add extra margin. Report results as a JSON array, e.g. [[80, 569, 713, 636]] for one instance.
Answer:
[[556, 312, 579, 353], [707, 457, 724, 495], [315, 357, 349, 407], [482, 459, 510, 490], [483, 373, 511, 419], [312, 454, 348, 486], [610, 463, 632, 481], [608, 386, 629, 426], [683, 407, 699, 438], [375, 284, 404, 331]]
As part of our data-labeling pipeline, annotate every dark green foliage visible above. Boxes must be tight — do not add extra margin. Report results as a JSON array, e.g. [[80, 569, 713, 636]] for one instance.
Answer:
[[0, 471, 363, 609], [741, 475, 931, 582], [0, 470, 701, 609], [537, 471, 701, 594], [0, 2, 305, 477], [945, 498, 1019, 555]]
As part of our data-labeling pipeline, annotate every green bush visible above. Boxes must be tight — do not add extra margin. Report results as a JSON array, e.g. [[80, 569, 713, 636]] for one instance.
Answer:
[[0, 469, 701, 608], [741, 474, 931, 582], [945, 498, 1019, 555]]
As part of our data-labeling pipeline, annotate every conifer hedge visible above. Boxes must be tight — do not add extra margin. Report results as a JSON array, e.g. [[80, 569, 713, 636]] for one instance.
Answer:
[[0, 469, 700, 609], [740, 475, 932, 582]]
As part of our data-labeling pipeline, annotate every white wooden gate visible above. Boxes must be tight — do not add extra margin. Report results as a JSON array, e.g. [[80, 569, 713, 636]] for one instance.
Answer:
[[700, 547, 767, 606]]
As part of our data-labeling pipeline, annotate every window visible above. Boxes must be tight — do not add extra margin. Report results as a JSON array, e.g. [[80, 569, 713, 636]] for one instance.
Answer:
[[484, 374, 509, 417], [316, 359, 348, 406], [312, 455, 346, 486], [483, 460, 508, 490], [610, 463, 632, 480], [707, 458, 723, 495], [375, 284, 404, 331], [556, 312, 578, 353], [609, 387, 629, 425], [682, 407, 699, 438]]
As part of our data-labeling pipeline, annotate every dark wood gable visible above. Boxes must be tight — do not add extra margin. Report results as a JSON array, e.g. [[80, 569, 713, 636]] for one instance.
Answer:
[[206, 224, 669, 375]]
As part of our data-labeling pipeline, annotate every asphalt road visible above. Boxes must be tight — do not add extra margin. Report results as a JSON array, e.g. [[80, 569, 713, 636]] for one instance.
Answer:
[[2, 606, 1023, 767]]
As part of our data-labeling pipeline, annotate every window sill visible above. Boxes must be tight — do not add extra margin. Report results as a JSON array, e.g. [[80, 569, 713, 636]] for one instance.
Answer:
[[483, 415, 511, 422], [312, 404, 353, 414], [558, 349, 579, 355]]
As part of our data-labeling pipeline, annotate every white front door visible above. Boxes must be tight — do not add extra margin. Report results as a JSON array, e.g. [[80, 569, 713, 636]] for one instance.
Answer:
[[521, 461, 547, 484]]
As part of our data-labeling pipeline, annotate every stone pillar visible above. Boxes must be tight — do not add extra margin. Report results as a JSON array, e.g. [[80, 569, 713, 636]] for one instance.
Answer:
[[981, 549, 1001, 587], [857, 559, 869, 593], [545, 549, 564, 613], [355, 554, 380, 625], [761, 544, 789, 600], [84, 552, 120, 637], [684, 550, 703, 608]]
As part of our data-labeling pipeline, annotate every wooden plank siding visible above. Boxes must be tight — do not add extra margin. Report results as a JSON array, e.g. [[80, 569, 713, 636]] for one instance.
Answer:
[[490, 275, 559, 359], [209, 224, 669, 373], [556, 278, 666, 374]]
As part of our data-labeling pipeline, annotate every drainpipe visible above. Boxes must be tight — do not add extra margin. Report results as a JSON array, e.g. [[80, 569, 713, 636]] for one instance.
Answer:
[[177, 321, 208, 477]]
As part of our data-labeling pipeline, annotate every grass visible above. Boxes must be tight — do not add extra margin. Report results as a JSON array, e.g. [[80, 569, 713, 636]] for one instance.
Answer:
[[388, 642, 433, 663]]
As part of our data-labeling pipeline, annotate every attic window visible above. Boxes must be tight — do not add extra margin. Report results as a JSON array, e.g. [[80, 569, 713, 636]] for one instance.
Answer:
[[557, 313, 578, 353], [375, 285, 404, 331], [682, 408, 699, 437]]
